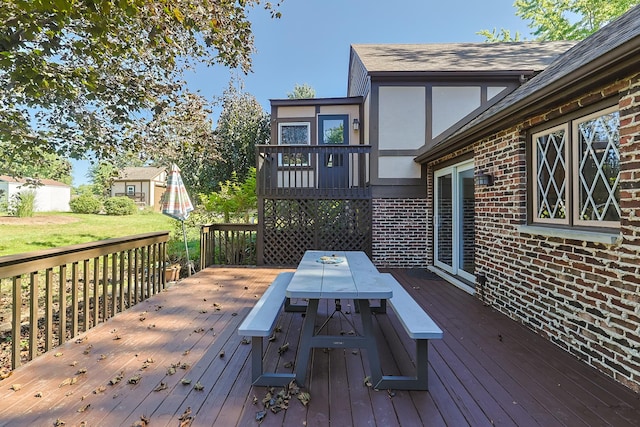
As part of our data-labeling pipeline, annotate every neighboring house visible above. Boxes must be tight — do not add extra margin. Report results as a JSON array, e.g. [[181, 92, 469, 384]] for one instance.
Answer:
[[261, 6, 640, 392], [110, 167, 167, 211], [0, 176, 71, 212]]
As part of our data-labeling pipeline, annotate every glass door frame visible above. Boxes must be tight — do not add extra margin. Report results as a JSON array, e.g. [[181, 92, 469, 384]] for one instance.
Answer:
[[434, 159, 475, 283]]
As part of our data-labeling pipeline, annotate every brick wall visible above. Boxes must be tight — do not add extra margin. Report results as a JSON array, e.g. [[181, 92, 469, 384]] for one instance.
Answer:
[[469, 73, 640, 392], [371, 198, 428, 267]]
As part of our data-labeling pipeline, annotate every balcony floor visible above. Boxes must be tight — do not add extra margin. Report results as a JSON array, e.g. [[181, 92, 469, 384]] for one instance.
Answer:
[[1, 267, 639, 426]]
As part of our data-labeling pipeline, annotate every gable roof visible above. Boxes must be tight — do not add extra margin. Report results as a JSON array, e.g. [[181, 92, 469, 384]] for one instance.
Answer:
[[416, 5, 640, 162], [350, 41, 576, 74], [115, 167, 166, 181], [0, 175, 70, 187]]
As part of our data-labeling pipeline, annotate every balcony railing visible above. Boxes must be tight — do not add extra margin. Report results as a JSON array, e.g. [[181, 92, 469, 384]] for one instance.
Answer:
[[256, 144, 371, 199], [0, 232, 169, 370], [115, 192, 146, 203], [200, 223, 258, 268]]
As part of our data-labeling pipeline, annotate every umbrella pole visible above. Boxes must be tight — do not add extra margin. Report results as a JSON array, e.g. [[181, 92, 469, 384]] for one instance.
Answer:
[[182, 220, 192, 276]]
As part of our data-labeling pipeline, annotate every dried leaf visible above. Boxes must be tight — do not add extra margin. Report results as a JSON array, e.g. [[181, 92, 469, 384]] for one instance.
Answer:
[[255, 410, 266, 422], [193, 381, 204, 391], [131, 414, 150, 427], [34, 391, 43, 397], [10, 384, 21, 391], [109, 372, 124, 385], [241, 337, 251, 345], [59, 378, 73, 388], [113, 335, 122, 340], [364, 376, 372, 387], [283, 361, 293, 368], [178, 406, 193, 426], [75, 336, 87, 344], [54, 419, 65, 426], [193, 327, 204, 333], [69, 361, 78, 366], [181, 378, 191, 385], [219, 350, 225, 358], [167, 366, 176, 375], [76, 368, 87, 375], [77, 403, 91, 413], [128, 374, 142, 384], [268, 333, 277, 342], [54, 352, 63, 357], [98, 354, 107, 361], [153, 382, 167, 392], [0, 370, 12, 380], [297, 391, 311, 407], [253, 395, 258, 405], [387, 389, 396, 398], [94, 385, 107, 394], [278, 342, 289, 355]]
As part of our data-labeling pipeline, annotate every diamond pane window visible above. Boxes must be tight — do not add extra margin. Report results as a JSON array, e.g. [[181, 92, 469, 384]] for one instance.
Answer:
[[575, 110, 620, 224], [533, 126, 567, 223], [531, 106, 620, 229]]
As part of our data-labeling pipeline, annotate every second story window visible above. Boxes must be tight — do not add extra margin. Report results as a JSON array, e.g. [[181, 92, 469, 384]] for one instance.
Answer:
[[532, 106, 620, 229], [278, 122, 310, 167]]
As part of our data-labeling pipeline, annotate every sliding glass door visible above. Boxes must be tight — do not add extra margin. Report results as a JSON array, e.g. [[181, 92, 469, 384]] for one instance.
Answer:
[[434, 160, 475, 283]]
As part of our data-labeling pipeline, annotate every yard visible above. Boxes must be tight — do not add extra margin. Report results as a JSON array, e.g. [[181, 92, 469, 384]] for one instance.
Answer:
[[0, 212, 195, 257]]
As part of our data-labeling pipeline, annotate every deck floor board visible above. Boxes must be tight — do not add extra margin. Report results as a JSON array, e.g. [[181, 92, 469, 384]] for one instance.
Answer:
[[1, 267, 639, 426]]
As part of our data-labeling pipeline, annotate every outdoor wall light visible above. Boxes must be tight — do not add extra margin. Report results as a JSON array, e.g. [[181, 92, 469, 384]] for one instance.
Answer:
[[352, 118, 360, 131], [475, 172, 493, 187]]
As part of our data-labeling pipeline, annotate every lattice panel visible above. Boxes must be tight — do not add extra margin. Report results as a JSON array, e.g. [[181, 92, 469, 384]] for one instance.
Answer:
[[261, 198, 371, 266]]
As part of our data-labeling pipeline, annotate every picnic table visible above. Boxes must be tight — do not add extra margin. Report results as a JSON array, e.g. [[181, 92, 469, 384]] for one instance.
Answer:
[[286, 250, 392, 387]]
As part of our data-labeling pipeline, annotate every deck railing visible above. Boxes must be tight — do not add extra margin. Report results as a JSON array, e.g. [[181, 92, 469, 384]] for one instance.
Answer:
[[0, 232, 169, 370], [200, 223, 258, 268], [256, 144, 371, 199]]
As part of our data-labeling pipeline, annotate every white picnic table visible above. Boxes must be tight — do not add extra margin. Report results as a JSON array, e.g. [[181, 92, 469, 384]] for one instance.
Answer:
[[286, 250, 391, 386]]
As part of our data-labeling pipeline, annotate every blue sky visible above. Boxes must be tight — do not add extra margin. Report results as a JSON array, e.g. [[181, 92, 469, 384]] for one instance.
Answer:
[[72, 0, 533, 185]]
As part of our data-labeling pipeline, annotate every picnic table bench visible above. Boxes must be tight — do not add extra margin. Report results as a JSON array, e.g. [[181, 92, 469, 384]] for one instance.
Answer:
[[376, 272, 443, 390], [237, 271, 295, 386]]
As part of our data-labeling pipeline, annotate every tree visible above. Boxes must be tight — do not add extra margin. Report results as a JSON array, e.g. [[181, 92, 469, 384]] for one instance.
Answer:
[[211, 79, 270, 189], [0, 148, 72, 184], [478, 0, 639, 41], [287, 83, 316, 99], [0, 0, 281, 177]]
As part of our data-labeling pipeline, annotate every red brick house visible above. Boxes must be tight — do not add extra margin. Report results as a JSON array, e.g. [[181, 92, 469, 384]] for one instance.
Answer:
[[259, 6, 640, 391]]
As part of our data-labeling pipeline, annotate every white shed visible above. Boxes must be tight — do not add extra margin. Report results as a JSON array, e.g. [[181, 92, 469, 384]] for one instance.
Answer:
[[0, 176, 71, 212]]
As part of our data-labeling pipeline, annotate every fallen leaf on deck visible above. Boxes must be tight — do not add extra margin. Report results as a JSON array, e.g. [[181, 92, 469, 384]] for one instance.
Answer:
[[283, 361, 293, 368], [219, 350, 225, 358], [76, 368, 87, 375], [75, 337, 87, 344], [94, 385, 107, 394], [34, 391, 43, 397], [128, 374, 142, 384], [278, 343, 289, 354], [77, 404, 91, 413], [193, 381, 204, 391], [54, 352, 63, 357], [178, 406, 193, 426], [54, 419, 65, 426], [181, 378, 192, 385], [268, 333, 277, 342], [10, 384, 21, 391], [364, 376, 373, 387], [297, 391, 311, 407], [241, 337, 251, 344], [131, 415, 150, 427], [193, 327, 204, 333], [255, 410, 266, 422], [153, 382, 167, 392], [387, 389, 396, 398], [109, 372, 124, 385], [113, 335, 122, 340], [98, 354, 107, 361], [59, 378, 73, 388], [167, 366, 176, 375]]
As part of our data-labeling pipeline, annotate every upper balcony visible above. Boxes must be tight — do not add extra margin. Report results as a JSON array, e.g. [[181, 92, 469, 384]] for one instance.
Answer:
[[256, 144, 371, 199]]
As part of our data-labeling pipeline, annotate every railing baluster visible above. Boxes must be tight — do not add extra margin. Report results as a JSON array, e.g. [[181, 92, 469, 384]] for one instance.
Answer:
[[59, 264, 67, 345], [29, 272, 38, 361], [92, 257, 99, 328], [127, 249, 133, 308], [111, 252, 117, 316], [45, 268, 53, 351], [119, 251, 125, 312], [12, 275, 21, 369], [71, 262, 79, 338], [102, 254, 108, 321], [83, 259, 89, 332]]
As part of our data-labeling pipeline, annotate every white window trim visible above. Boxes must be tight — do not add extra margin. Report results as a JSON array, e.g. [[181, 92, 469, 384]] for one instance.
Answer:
[[532, 123, 569, 225], [530, 106, 620, 230], [572, 106, 620, 228]]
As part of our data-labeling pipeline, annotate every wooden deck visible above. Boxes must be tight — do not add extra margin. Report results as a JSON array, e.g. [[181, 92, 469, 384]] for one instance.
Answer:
[[1, 267, 639, 426]]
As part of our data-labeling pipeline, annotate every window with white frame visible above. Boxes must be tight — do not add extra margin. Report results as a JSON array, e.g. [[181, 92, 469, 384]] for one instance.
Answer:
[[278, 122, 310, 167], [532, 106, 620, 228]]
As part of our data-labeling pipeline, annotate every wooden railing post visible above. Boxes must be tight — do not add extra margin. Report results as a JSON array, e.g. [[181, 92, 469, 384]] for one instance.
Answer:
[[12, 276, 22, 369]]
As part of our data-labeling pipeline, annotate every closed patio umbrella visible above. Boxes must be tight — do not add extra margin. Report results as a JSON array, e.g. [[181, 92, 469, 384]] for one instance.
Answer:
[[161, 164, 195, 276]]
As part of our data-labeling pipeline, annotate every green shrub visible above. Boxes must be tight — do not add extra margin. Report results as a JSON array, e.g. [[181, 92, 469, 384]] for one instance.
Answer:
[[104, 196, 137, 216], [70, 193, 103, 214], [10, 190, 36, 217]]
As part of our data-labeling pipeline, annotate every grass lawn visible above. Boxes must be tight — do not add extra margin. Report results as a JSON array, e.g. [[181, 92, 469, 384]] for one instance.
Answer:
[[0, 212, 196, 257]]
